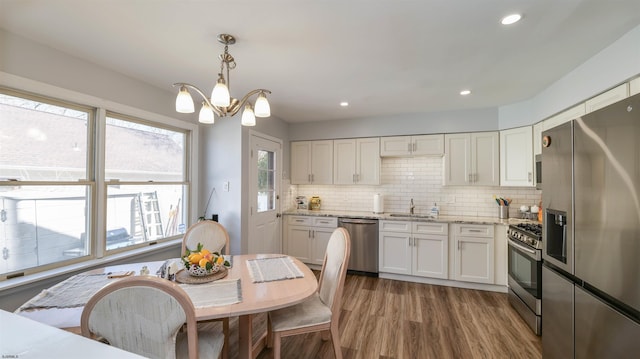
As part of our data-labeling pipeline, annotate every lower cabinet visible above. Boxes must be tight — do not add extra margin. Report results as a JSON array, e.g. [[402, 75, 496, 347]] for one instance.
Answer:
[[450, 223, 494, 284], [285, 216, 337, 265], [379, 220, 448, 279]]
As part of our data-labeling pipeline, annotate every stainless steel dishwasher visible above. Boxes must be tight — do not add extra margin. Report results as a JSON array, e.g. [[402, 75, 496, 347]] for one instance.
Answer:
[[338, 218, 378, 276]]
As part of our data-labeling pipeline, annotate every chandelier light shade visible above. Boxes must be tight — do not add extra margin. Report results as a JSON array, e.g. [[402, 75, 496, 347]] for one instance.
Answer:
[[254, 91, 271, 117], [241, 104, 256, 126], [176, 85, 195, 113], [198, 101, 215, 124], [173, 33, 271, 125]]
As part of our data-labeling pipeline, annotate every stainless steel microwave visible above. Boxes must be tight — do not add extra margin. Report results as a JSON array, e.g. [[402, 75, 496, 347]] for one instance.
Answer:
[[535, 154, 542, 190]]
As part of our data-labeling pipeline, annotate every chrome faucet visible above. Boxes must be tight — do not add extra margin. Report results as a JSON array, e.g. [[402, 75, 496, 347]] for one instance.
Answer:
[[410, 198, 415, 215]]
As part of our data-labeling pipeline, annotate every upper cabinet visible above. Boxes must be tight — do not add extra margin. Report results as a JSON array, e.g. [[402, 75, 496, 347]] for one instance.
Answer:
[[290, 140, 333, 185], [500, 126, 534, 187], [585, 83, 629, 114], [543, 103, 586, 131], [380, 134, 444, 157], [631, 77, 640, 96], [333, 138, 380, 185], [444, 131, 499, 186]]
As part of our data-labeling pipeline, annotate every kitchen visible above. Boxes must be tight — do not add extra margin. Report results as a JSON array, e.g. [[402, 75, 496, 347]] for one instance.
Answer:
[[2, 1, 640, 358]]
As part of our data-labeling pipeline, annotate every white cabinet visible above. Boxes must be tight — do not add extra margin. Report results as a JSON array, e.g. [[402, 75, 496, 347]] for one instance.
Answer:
[[443, 131, 499, 186], [500, 126, 534, 187], [451, 224, 494, 284], [290, 140, 333, 185], [585, 83, 629, 114], [380, 134, 444, 157], [631, 77, 640, 96], [333, 138, 380, 185], [533, 122, 543, 156], [543, 103, 586, 131], [285, 216, 337, 265], [379, 220, 448, 279]]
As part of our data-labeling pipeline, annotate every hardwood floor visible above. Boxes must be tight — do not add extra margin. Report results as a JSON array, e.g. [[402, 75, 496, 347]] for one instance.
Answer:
[[222, 273, 542, 359]]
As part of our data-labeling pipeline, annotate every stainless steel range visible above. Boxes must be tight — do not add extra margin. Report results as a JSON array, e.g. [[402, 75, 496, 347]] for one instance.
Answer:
[[507, 222, 542, 335]]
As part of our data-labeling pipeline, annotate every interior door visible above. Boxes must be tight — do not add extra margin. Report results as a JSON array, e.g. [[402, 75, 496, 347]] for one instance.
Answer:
[[248, 132, 282, 254]]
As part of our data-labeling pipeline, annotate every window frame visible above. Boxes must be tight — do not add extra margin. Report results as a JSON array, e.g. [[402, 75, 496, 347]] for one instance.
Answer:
[[0, 77, 198, 281]]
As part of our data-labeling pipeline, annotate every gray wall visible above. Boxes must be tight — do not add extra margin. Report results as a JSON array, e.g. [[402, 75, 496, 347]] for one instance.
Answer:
[[288, 107, 499, 141], [498, 25, 640, 129]]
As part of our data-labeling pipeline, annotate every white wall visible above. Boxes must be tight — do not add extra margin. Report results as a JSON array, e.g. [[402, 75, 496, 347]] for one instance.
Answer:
[[499, 24, 640, 129]]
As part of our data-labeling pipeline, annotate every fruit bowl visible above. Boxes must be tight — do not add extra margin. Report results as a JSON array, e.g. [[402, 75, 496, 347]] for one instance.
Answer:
[[186, 263, 221, 277], [181, 242, 229, 277]]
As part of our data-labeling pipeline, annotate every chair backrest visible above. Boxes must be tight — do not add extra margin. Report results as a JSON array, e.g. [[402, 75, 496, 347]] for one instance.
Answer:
[[81, 276, 200, 359], [181, 220, 230, 255], [317, 227, 351, 320]]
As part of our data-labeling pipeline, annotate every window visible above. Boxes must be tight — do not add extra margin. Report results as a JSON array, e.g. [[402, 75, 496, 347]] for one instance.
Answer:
[[104, 113, 188, 251], [0, 88, 193, 280], [0, 91, 93, 275], [256, 149, 276, 212]]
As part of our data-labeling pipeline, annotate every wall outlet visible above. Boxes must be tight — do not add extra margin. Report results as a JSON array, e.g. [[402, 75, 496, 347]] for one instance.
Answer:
[[223, 181, 229, 192]]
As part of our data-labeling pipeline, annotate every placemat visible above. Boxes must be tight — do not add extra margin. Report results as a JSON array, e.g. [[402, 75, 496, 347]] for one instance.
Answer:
[[174, 266, 228, 284], [246, 256, 304, 283], [180, 278, 242, 308], [19, 273, 116, 310]]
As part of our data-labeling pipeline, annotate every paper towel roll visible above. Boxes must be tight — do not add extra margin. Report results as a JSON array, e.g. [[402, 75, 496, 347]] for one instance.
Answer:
[[373, 193, 384, 214]]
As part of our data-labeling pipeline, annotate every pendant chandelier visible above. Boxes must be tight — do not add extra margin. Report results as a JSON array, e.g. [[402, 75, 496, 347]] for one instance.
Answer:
[[173, 33, 271, 126]]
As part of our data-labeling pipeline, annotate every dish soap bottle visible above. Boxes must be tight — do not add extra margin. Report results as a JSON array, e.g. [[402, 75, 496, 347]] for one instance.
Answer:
[[430, 203, 440, 218]]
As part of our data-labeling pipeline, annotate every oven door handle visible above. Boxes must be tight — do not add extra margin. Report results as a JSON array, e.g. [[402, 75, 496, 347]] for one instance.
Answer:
[[508, 238, 541, 261]]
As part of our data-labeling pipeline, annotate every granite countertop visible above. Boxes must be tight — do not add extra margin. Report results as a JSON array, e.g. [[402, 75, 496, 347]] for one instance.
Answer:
[[283, 209, 538, 226]]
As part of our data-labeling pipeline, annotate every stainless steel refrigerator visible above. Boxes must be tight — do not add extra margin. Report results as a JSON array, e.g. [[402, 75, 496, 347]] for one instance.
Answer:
[[542, 92, 640, 358]]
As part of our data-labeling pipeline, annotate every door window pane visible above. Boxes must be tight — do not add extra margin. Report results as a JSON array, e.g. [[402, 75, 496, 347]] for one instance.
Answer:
[[0, 185, 89, 275], [0, 93, 89, 181], [257, 150, 275, 212]]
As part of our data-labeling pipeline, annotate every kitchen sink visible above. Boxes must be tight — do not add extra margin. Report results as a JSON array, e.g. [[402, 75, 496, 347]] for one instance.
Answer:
[[388, 213, 435, 219], [389, 213, 413, 217]]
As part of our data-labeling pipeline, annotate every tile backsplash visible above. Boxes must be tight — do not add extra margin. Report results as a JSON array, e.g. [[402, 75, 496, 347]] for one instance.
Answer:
[[285, 156, 541, 218]]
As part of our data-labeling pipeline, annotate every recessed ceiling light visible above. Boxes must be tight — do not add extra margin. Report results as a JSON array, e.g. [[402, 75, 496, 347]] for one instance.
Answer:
[[460, 90, 471, 96], [501, 13, 522, 25], [340, 101, 349, 107]]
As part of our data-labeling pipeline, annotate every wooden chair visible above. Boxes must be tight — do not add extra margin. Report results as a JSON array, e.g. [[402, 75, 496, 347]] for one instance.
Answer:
[[267, 227, 351, 359], [181, 220, 231, 359], [182, 220, 230, 255], [81, 275, 224, 359]]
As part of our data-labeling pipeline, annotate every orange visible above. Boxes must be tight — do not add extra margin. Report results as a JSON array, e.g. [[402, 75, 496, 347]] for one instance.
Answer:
[[200, 249, 210, 256]]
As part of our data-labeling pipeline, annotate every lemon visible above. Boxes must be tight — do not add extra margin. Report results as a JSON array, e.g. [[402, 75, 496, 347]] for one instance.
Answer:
[[216, 256, 224, 265], [200, 249, 210, 256], [190, 253, 203, 265], [199, 258, 210, 268]]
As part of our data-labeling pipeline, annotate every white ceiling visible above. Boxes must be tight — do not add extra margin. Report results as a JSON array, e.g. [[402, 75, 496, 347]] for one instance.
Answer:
[[2, 0, 640, 123]]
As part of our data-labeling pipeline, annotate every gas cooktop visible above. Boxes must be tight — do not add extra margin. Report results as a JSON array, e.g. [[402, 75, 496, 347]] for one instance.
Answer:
[[508, 222, 542, 250]]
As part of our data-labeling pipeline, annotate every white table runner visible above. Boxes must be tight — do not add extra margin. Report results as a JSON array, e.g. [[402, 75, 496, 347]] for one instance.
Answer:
[[246, 256, 304, 283], [180, 278, 242, 308]]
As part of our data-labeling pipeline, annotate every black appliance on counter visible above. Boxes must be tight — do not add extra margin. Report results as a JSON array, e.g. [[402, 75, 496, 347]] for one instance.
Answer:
[[507, 222, 542, 335], [542, 94, 640, 358]]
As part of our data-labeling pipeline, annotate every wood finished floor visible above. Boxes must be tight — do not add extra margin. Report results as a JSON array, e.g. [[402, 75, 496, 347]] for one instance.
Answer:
[[222, 272, 541, 359]]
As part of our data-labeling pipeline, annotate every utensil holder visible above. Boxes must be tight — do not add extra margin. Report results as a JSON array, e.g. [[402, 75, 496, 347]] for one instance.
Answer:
[[499, 206, 509, 219]]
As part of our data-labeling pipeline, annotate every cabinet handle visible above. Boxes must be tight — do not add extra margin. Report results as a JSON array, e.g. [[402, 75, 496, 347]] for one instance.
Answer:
[[458, 241, 461, 250], [312, 230, 315, 238], [295, 219, 304, 222], [468, 229, 483, 233], [468, 174, 472, 183], [528, 172, 532, 181], [308, 230, 311, 237], [308, 174, 311, 182], [413, 142, 417, 152]]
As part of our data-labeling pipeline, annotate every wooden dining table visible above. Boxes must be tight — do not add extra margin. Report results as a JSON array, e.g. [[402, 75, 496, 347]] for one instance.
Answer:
[[15, 254, 318, 359]]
